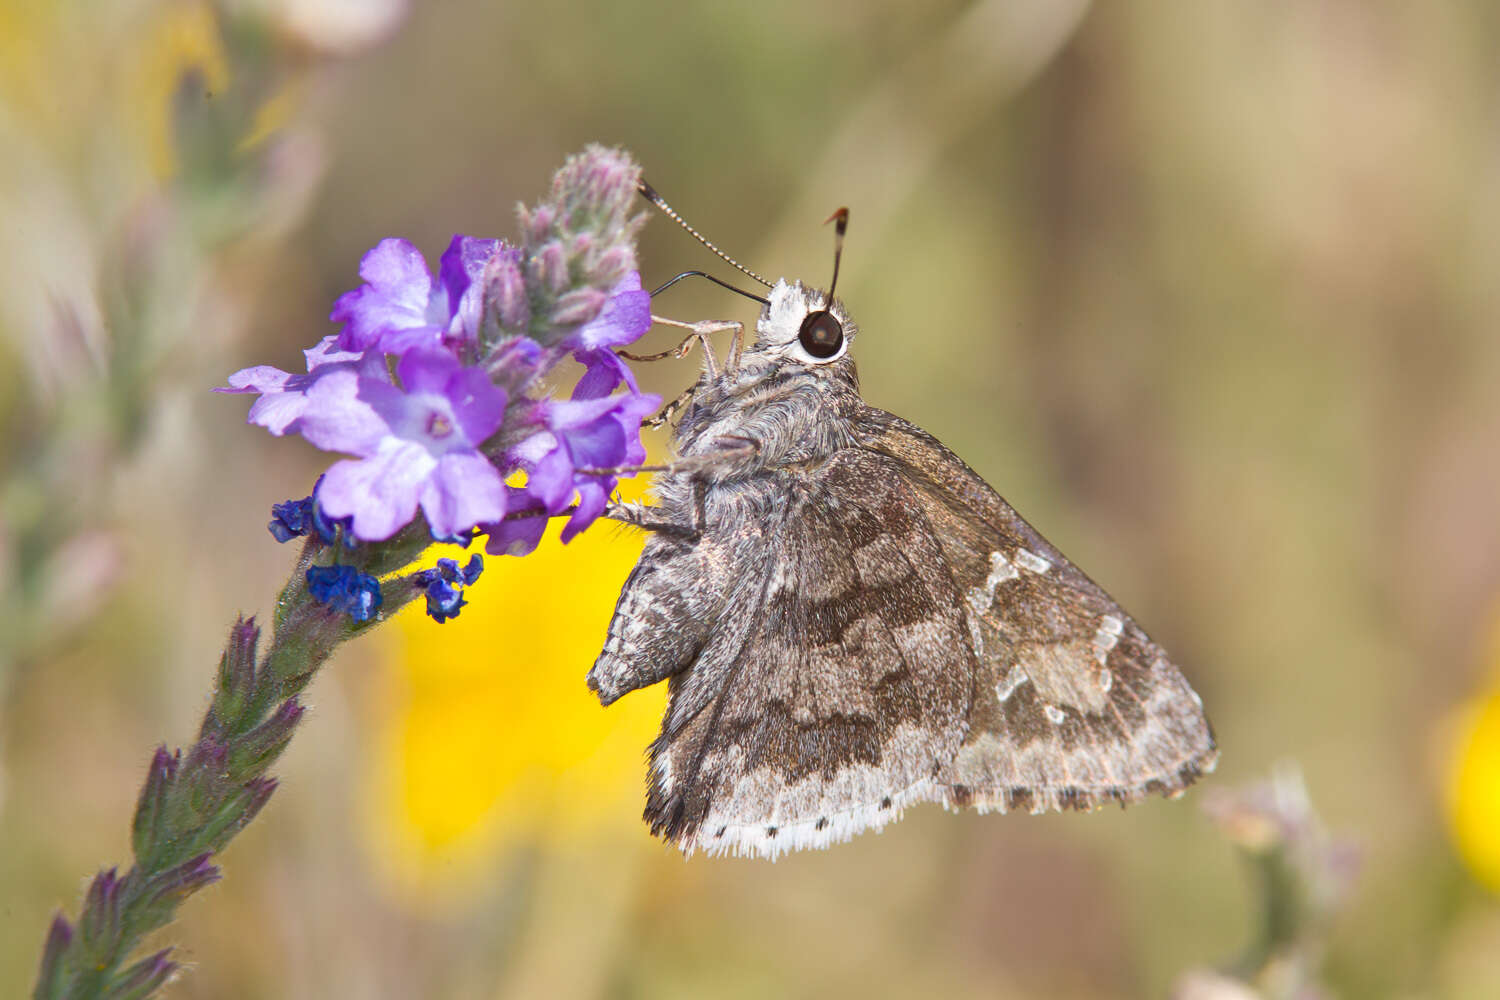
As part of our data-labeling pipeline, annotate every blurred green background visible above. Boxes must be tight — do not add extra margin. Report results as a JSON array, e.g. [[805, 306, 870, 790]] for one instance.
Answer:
[[4, 1, 1500, 997]]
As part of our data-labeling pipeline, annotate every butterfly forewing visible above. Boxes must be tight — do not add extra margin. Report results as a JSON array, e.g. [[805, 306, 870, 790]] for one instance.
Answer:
[[857, 407, 1218, 814]]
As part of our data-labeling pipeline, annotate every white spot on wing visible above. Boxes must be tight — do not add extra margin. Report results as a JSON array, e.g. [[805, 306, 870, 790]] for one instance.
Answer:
[[1092, 614, 1124, 665], [1015, 549, 1052, 574], [1098, 667, 1113, 693], [1043, 704, 1066, 725], [967, 551, 1020, 616], [967, 616, 985, 658], [995, 666, 1029, 702]]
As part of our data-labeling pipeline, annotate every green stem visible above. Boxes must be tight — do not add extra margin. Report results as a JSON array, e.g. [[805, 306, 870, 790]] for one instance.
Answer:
[[33, 531, 431, 999]]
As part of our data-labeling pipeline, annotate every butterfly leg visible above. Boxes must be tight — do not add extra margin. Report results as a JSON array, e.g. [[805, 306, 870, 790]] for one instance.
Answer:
[[600, 434, 758, 536], [580, 435, 760, 481], [624, 315, 744, 379], [618, 328, 702, 363], [604, 484, 705, 540], [644, 384, 697, 431]]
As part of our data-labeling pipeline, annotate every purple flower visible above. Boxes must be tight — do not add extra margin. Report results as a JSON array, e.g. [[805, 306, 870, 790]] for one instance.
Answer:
[[306, 565, 383, 621], [488, 390, 658, 550], [295, 350, 508, 541], [562, 272, 652, 398], [330, 235, 502, 355]]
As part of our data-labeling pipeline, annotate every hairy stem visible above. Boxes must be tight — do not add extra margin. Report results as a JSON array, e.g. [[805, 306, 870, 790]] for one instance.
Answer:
[[33, 535, 425, 999]]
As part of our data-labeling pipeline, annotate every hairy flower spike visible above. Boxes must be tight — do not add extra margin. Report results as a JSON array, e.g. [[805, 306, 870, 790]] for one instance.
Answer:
[[140, 855, 221, 911], [79, 869, 124, 953], [209, 617, 260, 732], [34, 914, 74, 999], [517, 145, 646, 345], [107, 949, 178, 999], [132, 747, 179, 865], [481, 246, 529, 340], [228, 700, 304, 777]]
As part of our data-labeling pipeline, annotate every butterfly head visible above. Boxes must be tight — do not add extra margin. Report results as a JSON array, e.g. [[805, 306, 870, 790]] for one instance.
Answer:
[[749, 279, 856, 368]]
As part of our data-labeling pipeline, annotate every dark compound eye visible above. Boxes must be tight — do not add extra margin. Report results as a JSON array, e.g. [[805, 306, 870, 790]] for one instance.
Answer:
[[797, 310, 845, 360]]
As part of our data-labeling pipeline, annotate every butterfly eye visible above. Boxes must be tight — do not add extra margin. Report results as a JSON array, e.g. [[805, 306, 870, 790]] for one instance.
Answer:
[[797, 310, 845, 360]]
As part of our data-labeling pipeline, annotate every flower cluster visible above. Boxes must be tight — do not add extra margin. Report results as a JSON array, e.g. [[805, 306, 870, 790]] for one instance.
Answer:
[[220, 146, 658, 622]]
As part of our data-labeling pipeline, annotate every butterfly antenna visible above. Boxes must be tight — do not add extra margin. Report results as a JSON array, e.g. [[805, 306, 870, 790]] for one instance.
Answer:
[[638, 180, 773, 289], [650, 270, 769, 306], [824, 207, 849, 302]]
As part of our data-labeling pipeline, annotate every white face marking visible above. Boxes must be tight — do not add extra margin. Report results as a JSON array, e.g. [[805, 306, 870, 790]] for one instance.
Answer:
[[967, 551, 1020, 615], [1043, 704, 1066, 725], [995, 666, 1029, 702], [757, 279, 850, 366], [1015, 549, 1052, 574], [1091, 614, 1124, 665]]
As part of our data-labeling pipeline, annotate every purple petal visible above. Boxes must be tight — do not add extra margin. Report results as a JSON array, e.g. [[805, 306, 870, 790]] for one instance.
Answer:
[[541, 393, 634, 432], [444, 366, 508, 444], [612, 392, 660, 467], [372, 324, 447, 357], [438, 235, 502, 342], [565, 272, 651, 352], [419, 452, 507, 538], [222, 364, 296, 395], [293, 370, 394, 456], [561, 409, 628, 470], [246, 389, 315, 436], [303, 334, 362, 371], [317, 440, 434, 541], [560, 481, 609, 543], [505, 428, 557, 468], [330, 238, 440, 352], [395, 348, 464, 396], [526, 445, 576, 511], [483, 515, 548, 558], [571, 348, 639, 399]]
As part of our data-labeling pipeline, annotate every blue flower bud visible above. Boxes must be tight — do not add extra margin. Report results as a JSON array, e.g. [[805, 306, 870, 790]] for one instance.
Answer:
[[305, 565, 382, 622]]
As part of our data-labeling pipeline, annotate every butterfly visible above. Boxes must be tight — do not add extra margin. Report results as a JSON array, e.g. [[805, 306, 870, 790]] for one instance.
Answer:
[[590, 184, 1216, 858]]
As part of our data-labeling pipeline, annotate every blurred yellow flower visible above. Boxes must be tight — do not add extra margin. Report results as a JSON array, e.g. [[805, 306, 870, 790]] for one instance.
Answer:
[[132, 1, 231, 178], [1446, 614, 1500, 892], [360, 476, 668, 908]]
